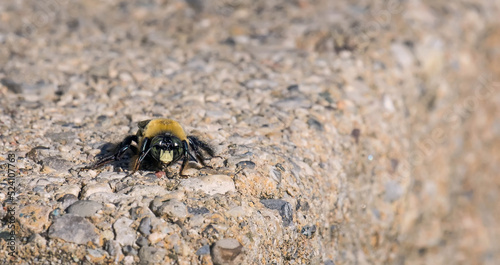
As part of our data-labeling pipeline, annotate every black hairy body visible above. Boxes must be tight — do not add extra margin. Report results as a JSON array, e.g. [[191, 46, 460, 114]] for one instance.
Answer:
[[88, 119, 215, 176]]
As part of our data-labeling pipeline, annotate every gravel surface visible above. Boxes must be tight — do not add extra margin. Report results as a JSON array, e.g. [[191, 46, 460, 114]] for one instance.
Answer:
[[0, 0, 499, 264]]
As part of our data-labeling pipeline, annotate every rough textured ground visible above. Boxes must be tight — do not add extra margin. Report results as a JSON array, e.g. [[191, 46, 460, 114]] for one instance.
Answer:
[[0, 0, 499, 264]]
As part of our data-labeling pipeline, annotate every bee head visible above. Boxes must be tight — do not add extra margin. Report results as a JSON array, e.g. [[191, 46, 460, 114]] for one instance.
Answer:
[[150, 135, 184, 163]]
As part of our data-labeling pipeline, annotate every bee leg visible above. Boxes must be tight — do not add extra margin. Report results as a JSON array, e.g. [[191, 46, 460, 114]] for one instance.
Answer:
[[178, 157, 189, 178], [131, 137, 151, 174], [179, 141, 191, 178], [188, 136, 215, 157], [89, 135, 138, 169], [187, 136, 216, 168]]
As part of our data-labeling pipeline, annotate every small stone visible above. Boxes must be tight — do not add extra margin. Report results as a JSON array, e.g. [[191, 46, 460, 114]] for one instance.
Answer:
[[187, 207, 210, 215], [202, 224, 219, 241], [44, 132, 76, 145], [17, 205, 51, 233], [56, 184, 81, 198], [260, 199, 294, 226], [48, 214, 99, 245], [136, 236, 149, 247], [81, 183, 112, 199], [120, 185, 170, 198], [50, 209, 62, 217], [66, 200, 102, 217], [324, 260, 335, 265], [101, 229, 114, 241], [33, 185, 44, 193], [211, 238, 243, 264], [86, 248, 106, 263], [307, 118, 324, 131], [155, 199, 188, 222], [296, 200, 310, 212], [272, 96, 312, 110], [95, 172, 127, 181], [236, 160, 256, 169], [113, 217, 136, 246], [40, 156, 73, 171], [148, 232, 167, 245], [122, 245, 138, 256], [225, 206, 252, 218], [391, 43, 415, 69], [88, 64, 109, 78], [1, 78, 23, 93], [139, 217, 152, 235], [185, 0, 204, 12], [196, 244, 210, 256], [130, 206, 155, 220], [287, 84, 299, 91], [384, 180, 403, 202], [86, 192, 126, 204], [155, 171, 166, 178], [28, 233, 47, 248], [58, 194, 78, 210], [105, 240, 123, 262], [138, 246, 166, 265], [180, 175, 235, 196], [301, 225, 317, 238], [351, 128, 360, 143]]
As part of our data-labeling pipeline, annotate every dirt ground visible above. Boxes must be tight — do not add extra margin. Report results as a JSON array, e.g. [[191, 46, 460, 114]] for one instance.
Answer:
[[0, 0, 499, 264]]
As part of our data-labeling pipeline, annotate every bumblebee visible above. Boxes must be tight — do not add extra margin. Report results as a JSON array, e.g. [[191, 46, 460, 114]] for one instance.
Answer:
[[89, 119, 215, 176]]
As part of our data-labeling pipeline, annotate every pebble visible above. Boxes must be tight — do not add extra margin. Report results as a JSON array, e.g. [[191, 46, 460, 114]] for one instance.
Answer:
[[58, 194, 78, 210], [391, 43, 415, 70], [196, 245, 210, 256], [56, 184, 81, 198], [155, 199, 188, 222], [384, 180, 403, 202], [48, 214, 100, 245], [28, 233, 47, 248], [148, 232, 167, 245], [138, 246, 167, 265], [66, 200, 102, 217], [236, 160, 256, 169], [272, 97, 312, 110], [119, 185, 170, 197], [17, 205, 51, 233], [301, 225, 317, 238], [180, 175, 235, 196], [86, 192, 129, 204], [225, 206, 252, 218], [187, 207, 210, 215], [139, 217, 152, 235], [130, 207, 155, 220], [260, 199, 294, 227], [81, 183, 112, 199], [95, 172, 127, 181], [113, 217, 137, 246], [1, 78, 23, 93], [86, 248, 107, 263], [224, 152, 253, 167], [40, 156, 73, 172], [122, 245, 138, 256], [136, 236, 149, 247], [211, 238, 244, 264], [105, 240, 124, 262]]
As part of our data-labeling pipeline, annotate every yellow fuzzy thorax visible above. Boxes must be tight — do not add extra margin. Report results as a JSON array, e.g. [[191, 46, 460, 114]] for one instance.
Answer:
[[138, 119, 187, 141]]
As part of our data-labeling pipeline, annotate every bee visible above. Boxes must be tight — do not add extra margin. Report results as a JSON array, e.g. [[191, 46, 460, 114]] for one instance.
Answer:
[[88, 119, 215, 177]]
